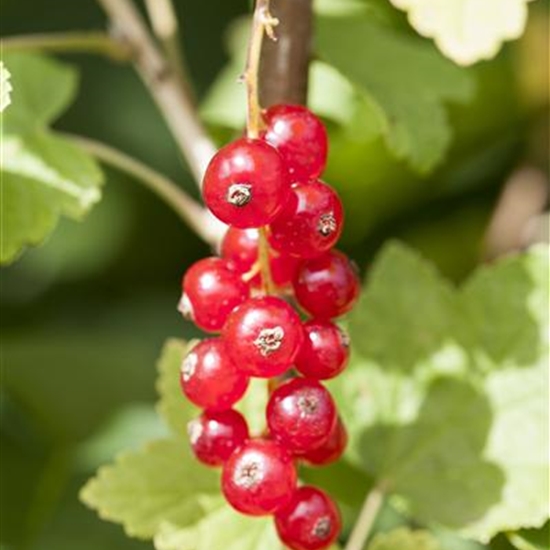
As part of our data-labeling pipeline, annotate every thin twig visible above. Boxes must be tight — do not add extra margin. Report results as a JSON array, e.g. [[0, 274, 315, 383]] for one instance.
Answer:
[[1, 31, 130, 61], [143, 0, 196, 101], [244, 0, 279, 138], [345, 485, 386, 550], [68, 134, 225, 246], [95, 0, 216, 186]]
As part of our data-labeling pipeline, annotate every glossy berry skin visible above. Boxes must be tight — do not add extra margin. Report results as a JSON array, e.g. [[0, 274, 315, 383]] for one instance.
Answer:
[[275, 486, 341, 550], [221, 227, 300, 288], [269, 180, 344, 259], [293, 250, 360, 319], [179, 257, 249, 332], [295, 320, 350, 380], [203, 138, 290, 228], [222, 439, 297, 516], [223, 296, 304, 377], [187, 409, 249, 466], [299, 417, 347, 466], [267, 378, 337, 453], [180, 339, 249, 410], [221, 227, 259, 273], [263, 105, 328, 181]]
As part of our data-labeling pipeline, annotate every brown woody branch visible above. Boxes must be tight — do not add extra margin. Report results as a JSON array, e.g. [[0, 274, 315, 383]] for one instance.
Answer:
[[258, 0, 313, 107]]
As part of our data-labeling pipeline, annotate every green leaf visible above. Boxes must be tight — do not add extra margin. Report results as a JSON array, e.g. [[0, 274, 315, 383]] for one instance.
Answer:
[[1, 52, 77, 133], [368, 527, 442, 550], [347, 242, 457, 371], [82, 339, 280, 550], [316, 16, 474, 172], [154, 503, 280, 550], [338, 243, 549, 541], [0, 53, 103, 265], [389, 0, 534, 66], [80, 438, 219, 539], [508, 522, 550, 550]]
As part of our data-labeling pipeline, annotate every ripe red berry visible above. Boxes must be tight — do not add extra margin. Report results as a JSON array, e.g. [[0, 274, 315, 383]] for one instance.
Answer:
[[267, 378, 337, 453], [222, 439, 297, 515], [221, 227, 259, 273], [275, 486, 341, 550], [203, 138, 290, 228], [180, 339, 249, 410], [269, 180, 344, 258], [295, 320, 350, 380], [293, 250, 360, 319], [221, 227, 300, 288], [223, 296, 304, 377], [179, 257, 249, 332], [263, 104, 328, 181], [298, 417, 347, 466], [187, 409, 249, 466]]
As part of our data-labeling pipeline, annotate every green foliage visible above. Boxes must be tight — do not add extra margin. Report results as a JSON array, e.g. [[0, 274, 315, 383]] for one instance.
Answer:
[[389, 0, 534, 66], [368, 527, 442, 550], [332, 243, 549, 541], [315, 16, 474, 172], [508, 522, 550, 550], [0, 53, 103, 264], [81, 339, 282, 549]]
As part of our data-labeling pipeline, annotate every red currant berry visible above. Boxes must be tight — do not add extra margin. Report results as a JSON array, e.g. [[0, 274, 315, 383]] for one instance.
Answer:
[[223, 296, 304, 377], [187, 409, 249, 466], [267, 378, 337, 453], [222, 439, 297, 515], [293, 250, 360, 319], [179, 257, 249, 332], [270, 252, 301, 288], [221, 227, 259, 273], [263, 104, 328, 181], [275, 486, 341, 550], [299, 417, 347, 466], [180, 339, 249, 410], [295, 320, 350, 380], [269, 180, 344, 258], [203, 138, 290, 228]]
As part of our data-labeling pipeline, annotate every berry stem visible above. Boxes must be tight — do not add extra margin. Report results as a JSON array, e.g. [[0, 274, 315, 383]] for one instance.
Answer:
[[258, 227, 276, 294], [244, 0, 279, 139], [344, 484, 386, 550]]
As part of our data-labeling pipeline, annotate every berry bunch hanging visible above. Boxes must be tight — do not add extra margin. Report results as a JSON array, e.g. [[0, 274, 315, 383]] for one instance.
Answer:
[[177, 6, 359, 549]]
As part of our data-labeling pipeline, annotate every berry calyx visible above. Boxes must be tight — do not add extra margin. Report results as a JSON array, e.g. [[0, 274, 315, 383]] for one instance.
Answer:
[[187, 409, 249, 466], [293, 250, 360, 319], [223, 296, 304, 377], [179, 257, 249, 332], [266, 377, 337, 453], [263, 104, 328, 181], [202, 138, 290, 228], [222, 439, 297, 516], [298, 417, 347, 466], [269, 180, 344, 258], [295, 320, 350, 380], [180, 339, 249, 410], [275, 486, 341, 550]]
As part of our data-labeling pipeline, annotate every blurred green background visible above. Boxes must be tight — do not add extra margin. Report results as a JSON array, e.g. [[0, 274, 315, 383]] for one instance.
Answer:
[[0, 0, 548, 548]]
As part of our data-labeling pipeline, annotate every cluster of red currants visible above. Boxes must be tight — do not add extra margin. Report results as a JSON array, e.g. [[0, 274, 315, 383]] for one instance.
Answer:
[[178, 105, 360, 550]]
